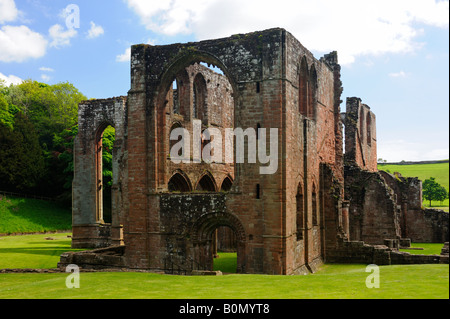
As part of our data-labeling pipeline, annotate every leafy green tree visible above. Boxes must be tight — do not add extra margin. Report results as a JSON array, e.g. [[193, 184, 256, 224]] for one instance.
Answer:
[[0, 94, 14, 129], [40, 125, 78, 202], [102, 126, 115, 187], [0, 112, 44, 192], [2, 80, 85, 150], [435, 185, 449, 205], [0, 79, 86, 201], [422, 177, 449, 207], [101, 126, 115, 223]]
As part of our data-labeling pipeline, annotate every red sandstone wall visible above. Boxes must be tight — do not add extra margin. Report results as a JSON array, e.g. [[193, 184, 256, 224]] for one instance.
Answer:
[[344, 98, 377, 172]]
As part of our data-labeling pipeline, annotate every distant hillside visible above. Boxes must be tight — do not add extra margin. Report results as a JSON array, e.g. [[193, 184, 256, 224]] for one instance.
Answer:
[[377, 161, 449, 211], [382, 160, 449, 166], [378, 161, 449, 190]]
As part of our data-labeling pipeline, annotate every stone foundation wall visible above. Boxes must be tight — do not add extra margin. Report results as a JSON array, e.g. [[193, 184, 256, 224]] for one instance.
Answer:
[[326, 240, 448, 265], [344, 165, 401, 245], [379, 171, 449, 243]]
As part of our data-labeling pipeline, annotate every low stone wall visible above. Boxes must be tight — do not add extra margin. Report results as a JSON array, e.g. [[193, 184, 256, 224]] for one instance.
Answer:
[[326, 241, 391, 265], [58, 245, 126, 271], [441, 242, 449, 255], [326, 240, 449, 265], [389, 251, 441, 264]]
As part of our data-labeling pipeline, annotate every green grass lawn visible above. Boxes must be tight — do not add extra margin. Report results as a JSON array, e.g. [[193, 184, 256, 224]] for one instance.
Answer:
[[400, 243, 444, 255], [378, 162, 449, 211], [0, 233, 81, 269], [0, 264, 447, 299], [214, 252, 237, 273], [0, 195, 72, 235], [0, 234, 448, 299]]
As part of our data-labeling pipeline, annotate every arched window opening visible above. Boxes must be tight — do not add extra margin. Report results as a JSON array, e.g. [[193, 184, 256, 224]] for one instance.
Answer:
[[193, 73, 207, 125], [299, 57, 309, 116], [201, 129, 208, 160], [196, 174, 216, 192], [168, 172, 191, 192], [174, 70, 190, 118], [95, 124, 115, 224], [220, 176, 233, 192], [159, 57, 235, 189], [169, 122, 183, 157], [213, 226, 238, 273], [359, 108, 365, 143], [312, 183, 318, 226], [166, 69, 190, 118], [366, 114, 372, 146], [296, 183, 304, 240], [193, 85, 197, 118], [172, 79, 180, 114], [308, 66, 317, 118]]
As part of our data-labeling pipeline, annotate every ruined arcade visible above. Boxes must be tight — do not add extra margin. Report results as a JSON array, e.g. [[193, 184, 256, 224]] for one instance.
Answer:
[[61, 28, 449, 275]]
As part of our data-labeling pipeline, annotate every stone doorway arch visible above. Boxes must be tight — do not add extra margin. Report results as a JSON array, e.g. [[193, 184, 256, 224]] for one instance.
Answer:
[[191, 212, 246, 273]]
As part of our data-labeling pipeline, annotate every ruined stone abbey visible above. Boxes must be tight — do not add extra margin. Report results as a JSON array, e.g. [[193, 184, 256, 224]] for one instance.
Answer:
[[59, 28, 448, 274]]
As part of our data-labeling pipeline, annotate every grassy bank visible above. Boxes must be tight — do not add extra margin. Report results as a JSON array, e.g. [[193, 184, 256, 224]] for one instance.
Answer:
[[0, 195, 71, 235], [378, 162, 449, 211]]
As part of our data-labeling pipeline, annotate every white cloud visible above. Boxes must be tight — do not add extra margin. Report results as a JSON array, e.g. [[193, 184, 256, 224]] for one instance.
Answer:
[[0, 25, 47, 62], [0, 0, 19, 24], [39, 67, 54, 72], [389, 71, 409, 78], [377, 139, 449, 162], [0, 72, 23, 86], [49, 24, 77, 48], [87, 21, 104, 39], [41, 74, 51, 82], [125, 0, 449, 65], [116, 47, 131, 62]]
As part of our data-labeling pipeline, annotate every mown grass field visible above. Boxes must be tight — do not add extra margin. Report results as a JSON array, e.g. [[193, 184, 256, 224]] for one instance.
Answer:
[[0, 233, 448, 299], [378, 162, 449, 211]]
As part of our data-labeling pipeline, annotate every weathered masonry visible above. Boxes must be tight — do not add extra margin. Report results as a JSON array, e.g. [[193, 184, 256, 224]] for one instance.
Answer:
[[62, 28, 448, 274]]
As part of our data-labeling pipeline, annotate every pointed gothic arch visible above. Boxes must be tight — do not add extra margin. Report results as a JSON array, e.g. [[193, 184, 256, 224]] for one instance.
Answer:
[[168, 171, 192, 192], [196, 172, 217, 192], [299, 56, 309, 116], [220, 176, 234, 192]]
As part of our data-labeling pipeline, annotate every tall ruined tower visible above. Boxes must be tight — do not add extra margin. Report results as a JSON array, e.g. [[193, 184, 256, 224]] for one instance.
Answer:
[[70, 28, 349, 275]]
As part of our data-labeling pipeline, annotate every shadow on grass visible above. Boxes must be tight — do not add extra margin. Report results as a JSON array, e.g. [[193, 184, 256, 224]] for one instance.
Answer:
[[0, 246, 74, 257]]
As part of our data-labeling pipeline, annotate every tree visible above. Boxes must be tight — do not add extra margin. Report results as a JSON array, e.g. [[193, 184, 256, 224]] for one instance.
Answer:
[[2, 80, 86, 150], [101, 126, 115, 223], [0, 94, 14, 129], [0, 112, 45, 192], [435, 186, 449, 205], [41, 125, 78, 202], [422, 177, 449, 207], [0, 79, 86, 200]]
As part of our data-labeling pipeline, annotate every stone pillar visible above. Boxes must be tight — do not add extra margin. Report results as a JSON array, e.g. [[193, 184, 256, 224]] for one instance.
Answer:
[[342, 200, 350, 239]]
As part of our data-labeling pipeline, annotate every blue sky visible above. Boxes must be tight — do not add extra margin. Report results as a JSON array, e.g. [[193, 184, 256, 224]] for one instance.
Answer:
[[0, 0, 448, 162]]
